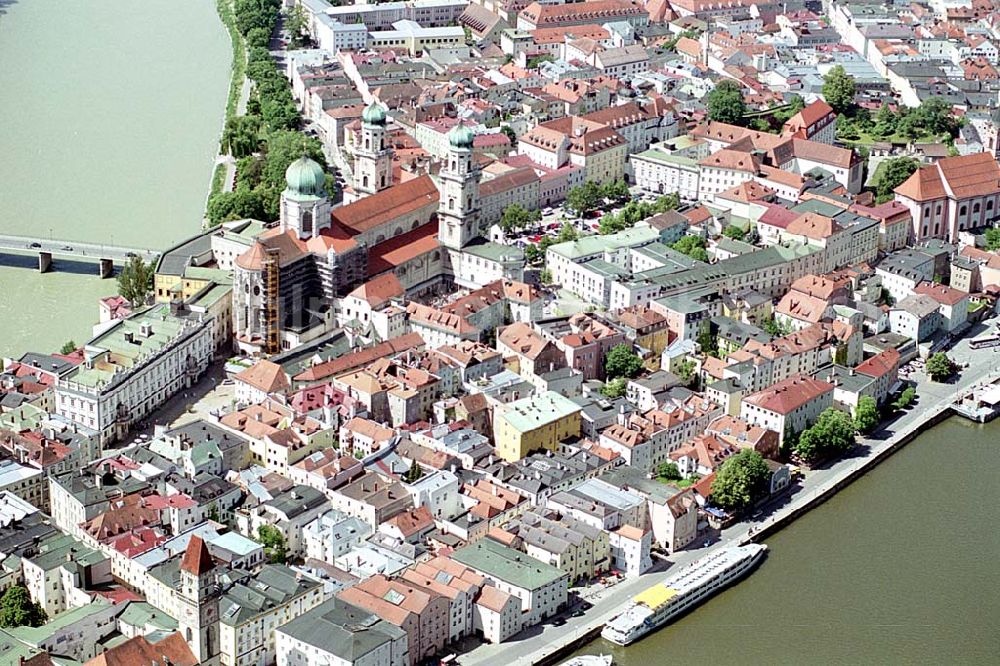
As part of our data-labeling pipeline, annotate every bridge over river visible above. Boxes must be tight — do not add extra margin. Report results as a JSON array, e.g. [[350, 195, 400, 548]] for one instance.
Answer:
[[0, 234, 160, 277]]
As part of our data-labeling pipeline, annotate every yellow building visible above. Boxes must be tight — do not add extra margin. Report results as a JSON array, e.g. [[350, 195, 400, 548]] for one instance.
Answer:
[[493, 391, 581, 462]]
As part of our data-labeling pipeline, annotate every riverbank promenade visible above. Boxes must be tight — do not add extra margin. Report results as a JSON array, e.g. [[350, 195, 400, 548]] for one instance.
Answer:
[[456, 331, 999, 666]]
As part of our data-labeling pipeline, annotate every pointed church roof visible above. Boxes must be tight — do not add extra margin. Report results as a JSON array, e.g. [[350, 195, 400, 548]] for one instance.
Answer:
[[180, 535, 214, 576]]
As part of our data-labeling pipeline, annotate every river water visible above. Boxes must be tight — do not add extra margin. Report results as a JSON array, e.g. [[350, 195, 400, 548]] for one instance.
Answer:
[[0, 0, 229, 357], [573, 417, 1000, 665]]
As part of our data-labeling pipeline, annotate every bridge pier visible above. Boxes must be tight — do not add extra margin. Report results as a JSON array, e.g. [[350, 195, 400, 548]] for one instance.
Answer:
[[98, 258, 114, 279], [38, 252, 51, 273]]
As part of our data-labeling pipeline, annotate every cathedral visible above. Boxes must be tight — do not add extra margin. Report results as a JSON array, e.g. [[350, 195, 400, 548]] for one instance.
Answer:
[[232, 102, 524, 356]]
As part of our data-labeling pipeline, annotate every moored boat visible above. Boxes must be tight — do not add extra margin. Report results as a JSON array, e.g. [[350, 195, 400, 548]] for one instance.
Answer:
[[601, 544, 767, 646]]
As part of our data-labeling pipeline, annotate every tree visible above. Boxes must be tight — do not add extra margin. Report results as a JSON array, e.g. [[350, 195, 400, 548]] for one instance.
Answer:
[[874, 157, 919, 204], [655, 192, 681, 212], [556, 222, 579, 243], [117, 255, 154, 307], [600, 179, 630, 202], [285, 3, 309, 47], [706, 79, 746, 125], [500, 125, 517, 145], [499, 204, 539, 233], [794, 408, 856, 462], [834, 343, 848, 366], [605, 344, 643, 380], [566, 181, 603, 217], [926, 352, 954, 382], [403, 461, 424, 483], [984, 228, 1000, 251], [539, 268, 553, 285], [872, 102, 897, 139], [854, 396, 879, 434], [221, 115, 262, 158], [722, 225, 745, 241], [709, 449, 771, 513], [207, 188, 267, 226], [672, 357, 697, 388], [696, 321, 718, 357], [600, 377, 627, 398], [657, 462, 682, 481], [59, 340, 77, 355], [0, 585, 47, 628], [671, 235, 709, 262], [258, 525, 287, 564], [822, 65, 856, 115], [761, 316, 780, 336], [893, 386, 916, 410]]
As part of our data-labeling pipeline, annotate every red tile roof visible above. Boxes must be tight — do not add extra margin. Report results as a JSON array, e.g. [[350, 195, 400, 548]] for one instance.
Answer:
[[854, 348, 900, 380], [179, 535, 214, 576], [236, 360, 290, 395], [84, 632, 197, 666], [332, 174, 439, 236], [366, 221, 440, 277], [743, 374, 834, 415]]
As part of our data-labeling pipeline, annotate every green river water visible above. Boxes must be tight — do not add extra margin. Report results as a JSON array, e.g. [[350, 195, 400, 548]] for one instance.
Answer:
[[573, 417, 1000, 665], [0, 0, 229, 357]]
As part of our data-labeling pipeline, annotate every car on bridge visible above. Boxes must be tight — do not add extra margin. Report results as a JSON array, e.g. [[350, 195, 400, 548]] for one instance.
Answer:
[[26, 242, 40, 249], [61, 245, 73, 252]]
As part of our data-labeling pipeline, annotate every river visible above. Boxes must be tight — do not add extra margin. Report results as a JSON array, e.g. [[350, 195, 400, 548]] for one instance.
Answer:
[[572, 417, 1000, 664], [0, 0, 229, 358]]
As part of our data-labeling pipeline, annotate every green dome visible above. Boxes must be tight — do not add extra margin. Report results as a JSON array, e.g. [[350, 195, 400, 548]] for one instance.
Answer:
[[448, 123, 475, 149], [362, 102, 387, 126], [284, 156, 326, 196]]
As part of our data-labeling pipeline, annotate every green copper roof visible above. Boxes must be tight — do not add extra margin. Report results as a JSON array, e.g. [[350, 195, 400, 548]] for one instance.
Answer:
[[362, 102, 386, 126], [448, 123, 475, 149], [285, 156, 326, 197]]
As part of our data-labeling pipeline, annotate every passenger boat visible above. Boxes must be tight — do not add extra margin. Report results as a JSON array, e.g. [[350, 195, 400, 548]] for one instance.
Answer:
[[601, 544, 767, 646], [560, 655, 613, 666]]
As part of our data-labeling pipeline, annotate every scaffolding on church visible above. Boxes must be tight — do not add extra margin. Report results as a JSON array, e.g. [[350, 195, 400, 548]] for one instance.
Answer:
[[262, 247, 280, 355]]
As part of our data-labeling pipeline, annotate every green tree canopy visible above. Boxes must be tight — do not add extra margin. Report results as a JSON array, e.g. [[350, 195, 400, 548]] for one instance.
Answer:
[[207, 188, 267, 226], [605, 344, 643, 380], [117, 255, 155, 307], [403, 461, 424, 483], [59, 340, 77, 355], [709, 449, 771, 513], [872, 102, 897, 139], [874, 157, 920, 204], [926, 352, 954, 382], [985, 228, 1000, 251], [600, 377, 627, 398], [600, 179, 630, 202], [499, 204, 540, 233], [657, 462, 682, 481], [285, 3, 309, 47], [566, 181, 603, 217], [0, 585, 47, 628], [697, 321, 718, 357], [258, 525, 288, 564], [854, 396, 879, 434], [893, 386, 916, 410], [672, 357, 698, 388], [671, 235, 709, 262], [822, 65, 856, 115], [794, 408, 856, 462], [722, 225, 746, 240], [556, 222, 579, 243], [706, 79, 746, 125]]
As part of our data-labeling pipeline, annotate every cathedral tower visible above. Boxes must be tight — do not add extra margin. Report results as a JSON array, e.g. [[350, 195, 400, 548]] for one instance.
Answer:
[[353, 102, 394, 200], [437, 123, 481, 250]]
